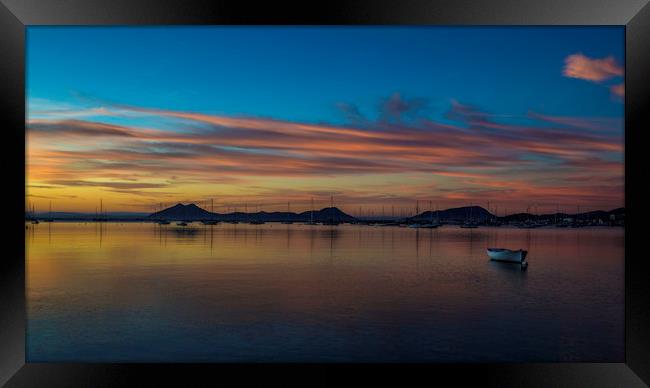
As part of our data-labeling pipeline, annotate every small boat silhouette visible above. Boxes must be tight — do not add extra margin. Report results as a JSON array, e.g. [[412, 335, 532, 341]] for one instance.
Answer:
[[487, 248, 528, 266]]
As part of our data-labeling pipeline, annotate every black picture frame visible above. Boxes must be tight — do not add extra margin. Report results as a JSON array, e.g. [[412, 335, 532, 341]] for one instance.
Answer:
[[1, 0, 648, 386]]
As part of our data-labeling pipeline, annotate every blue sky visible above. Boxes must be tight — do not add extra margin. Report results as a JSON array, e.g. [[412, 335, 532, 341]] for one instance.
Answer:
[[27, 26, 624, 126], [25, 27, 624, 213]]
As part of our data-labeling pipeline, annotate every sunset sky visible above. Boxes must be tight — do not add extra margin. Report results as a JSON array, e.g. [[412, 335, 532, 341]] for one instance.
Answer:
[[26, 27, 624, 215]]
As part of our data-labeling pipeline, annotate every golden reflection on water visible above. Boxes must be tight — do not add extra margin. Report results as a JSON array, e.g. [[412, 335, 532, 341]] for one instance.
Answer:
[[26, 222, 624, 362]]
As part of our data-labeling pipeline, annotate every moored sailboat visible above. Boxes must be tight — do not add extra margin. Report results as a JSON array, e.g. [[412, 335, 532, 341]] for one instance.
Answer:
[[281, 201, 293, 224], [201, 199, 219, 225], [305, 197, 318, 225], [249, 204, 265, 224], [418, 201, 440, 228], [407, 200, 421, 228], [460, 204, 478, 228], [43, 201, 54, 222], [322, 196, 340, 226]]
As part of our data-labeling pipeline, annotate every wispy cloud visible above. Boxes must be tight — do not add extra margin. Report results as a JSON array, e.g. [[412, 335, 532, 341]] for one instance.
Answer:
[[26, 96, 623, 212], [336, 102, 365, 124], [562, 53, 624, 98], [45, 180, 171, 190], [380, 93, 428, 122], [610, 83, 625, 98], [563, 53, 623, 82], [29, 119, 138, 137]]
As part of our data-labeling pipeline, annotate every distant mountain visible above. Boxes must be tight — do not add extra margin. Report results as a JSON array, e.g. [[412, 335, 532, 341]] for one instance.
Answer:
[[31, 204, 623, 224], [500, 208, 624, 223], [408, 206, 493, 223], [405, 205, 625, 224], [149, 203, 214, 221], [148, 204, 357, 222], [609, 207, 625, 215], [297, 207, 357, 222]]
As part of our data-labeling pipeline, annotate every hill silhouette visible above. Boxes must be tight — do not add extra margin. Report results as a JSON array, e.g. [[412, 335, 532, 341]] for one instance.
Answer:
[[147, 203, 624, 224], [148, 203, 356, 222], [408, 205, 493, 223], [149, 203, 214, 221]]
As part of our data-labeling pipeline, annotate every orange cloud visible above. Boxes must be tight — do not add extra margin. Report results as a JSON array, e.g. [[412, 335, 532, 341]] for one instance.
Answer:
[[563, 53, 623, 82], [26, 100, 624, 213], [610, 83, 625, 97]]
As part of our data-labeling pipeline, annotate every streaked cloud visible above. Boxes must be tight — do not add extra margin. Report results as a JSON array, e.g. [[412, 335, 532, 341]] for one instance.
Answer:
[[26, 96, 624, 213], [29, 119, 137, 137]]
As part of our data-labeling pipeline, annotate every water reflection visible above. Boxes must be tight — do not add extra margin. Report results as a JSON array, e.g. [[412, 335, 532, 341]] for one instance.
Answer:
[[26, 223, 623, 362], [487, 259, 529, 276]]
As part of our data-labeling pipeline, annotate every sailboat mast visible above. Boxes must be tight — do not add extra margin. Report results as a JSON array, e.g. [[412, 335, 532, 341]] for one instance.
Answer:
[[310, 197, 314, 223], [429, 200, 433, 223]]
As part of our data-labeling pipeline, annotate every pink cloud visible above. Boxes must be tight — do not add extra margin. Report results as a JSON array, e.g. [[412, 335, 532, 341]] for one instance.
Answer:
[[26, 100, 624, 212], [562, 53, 623, 82], [610, 83, 625, 97]]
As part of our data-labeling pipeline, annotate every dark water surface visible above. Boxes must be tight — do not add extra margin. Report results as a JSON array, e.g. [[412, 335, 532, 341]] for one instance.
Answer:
[[26, 222, 624, 362]]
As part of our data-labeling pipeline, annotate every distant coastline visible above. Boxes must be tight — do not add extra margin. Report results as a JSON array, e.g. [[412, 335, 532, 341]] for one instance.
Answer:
[[25, 203, 625, 226]]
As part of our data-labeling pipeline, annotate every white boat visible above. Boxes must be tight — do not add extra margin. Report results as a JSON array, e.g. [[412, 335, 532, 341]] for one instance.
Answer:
[[487, 248, 528, 264]]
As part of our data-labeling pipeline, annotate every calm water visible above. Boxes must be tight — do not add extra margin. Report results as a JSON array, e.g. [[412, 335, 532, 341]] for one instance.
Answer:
[[26, 222, 624, 362]]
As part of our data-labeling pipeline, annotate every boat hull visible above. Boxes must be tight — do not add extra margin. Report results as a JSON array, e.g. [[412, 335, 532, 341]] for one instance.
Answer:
[[487, 248, 527, 263]]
